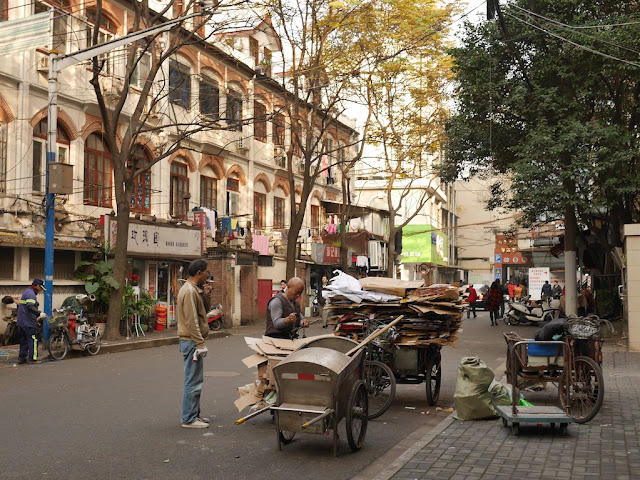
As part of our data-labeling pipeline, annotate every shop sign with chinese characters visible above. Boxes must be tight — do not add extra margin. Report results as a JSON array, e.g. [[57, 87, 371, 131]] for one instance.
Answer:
[[107, 217, 203, 258], [494, 235, 530, 265]]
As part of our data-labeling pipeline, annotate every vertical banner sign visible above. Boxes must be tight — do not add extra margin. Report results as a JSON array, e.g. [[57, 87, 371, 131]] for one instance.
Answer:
[[192, 212, 208, 253], [528, 267, 550, 301]]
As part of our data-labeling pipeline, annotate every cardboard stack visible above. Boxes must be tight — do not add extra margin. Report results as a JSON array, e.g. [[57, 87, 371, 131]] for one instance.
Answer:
[[328, 278, 466, 348]]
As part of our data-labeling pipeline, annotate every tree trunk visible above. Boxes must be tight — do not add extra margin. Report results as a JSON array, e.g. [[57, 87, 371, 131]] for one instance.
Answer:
[[563, 179, 578, 317], [387, 223, 397, 278], [105, 204, 131, 340]]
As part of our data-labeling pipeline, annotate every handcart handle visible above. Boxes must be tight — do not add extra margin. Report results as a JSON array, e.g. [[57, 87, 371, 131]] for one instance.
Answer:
[[345, 315, 404, 357], [302, 408, 334, 429], [235, 405, 271, 425]]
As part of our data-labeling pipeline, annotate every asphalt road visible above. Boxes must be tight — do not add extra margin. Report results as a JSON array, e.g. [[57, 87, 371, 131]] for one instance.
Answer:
[[0, 312, 541, 480]]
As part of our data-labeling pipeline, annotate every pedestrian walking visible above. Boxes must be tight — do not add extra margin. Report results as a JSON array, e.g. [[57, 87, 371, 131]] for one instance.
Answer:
[[16, 278, 46, 364], [177, 259, 210, 429], [498, 279, 508, 318], [485, 280, 503, 326], [318, 275, 329, 328], [507, 279, 516, 301], [541, 280, 552, 300], [465, 285, 478, 319]]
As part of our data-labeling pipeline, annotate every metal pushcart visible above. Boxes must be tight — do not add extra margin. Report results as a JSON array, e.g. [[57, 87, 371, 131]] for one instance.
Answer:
[[272, 344, 368, 456]]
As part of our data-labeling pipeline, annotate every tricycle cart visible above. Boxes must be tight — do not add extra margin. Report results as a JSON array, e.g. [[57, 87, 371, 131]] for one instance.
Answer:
[[352, 317, 443, 418], [271, 344, 368, 456], [498, 337, 574, 435], [500, 317, 606, 435]]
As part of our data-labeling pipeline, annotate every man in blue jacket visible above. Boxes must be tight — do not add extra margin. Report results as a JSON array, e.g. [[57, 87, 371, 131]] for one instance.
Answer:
[[17, 278, 46, 364]]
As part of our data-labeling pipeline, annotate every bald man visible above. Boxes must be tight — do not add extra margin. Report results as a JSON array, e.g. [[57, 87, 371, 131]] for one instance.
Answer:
[[265, 277, 309, 339]]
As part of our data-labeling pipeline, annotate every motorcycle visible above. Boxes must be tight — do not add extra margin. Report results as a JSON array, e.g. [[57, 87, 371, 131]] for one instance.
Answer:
[[2, 296, 43, 345], [207, 303, 224, 331], [48, 294, 101, 360], [504, 295, 562, 325]]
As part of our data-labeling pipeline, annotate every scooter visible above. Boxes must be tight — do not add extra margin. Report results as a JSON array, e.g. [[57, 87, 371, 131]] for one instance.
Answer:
[[504, 295, 562, 325], [47, 294, 101, 360], [207, 303, 224, 331]]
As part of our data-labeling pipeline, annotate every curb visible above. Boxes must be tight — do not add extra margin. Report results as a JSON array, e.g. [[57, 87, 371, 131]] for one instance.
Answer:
[[98, 330, 230, 355]]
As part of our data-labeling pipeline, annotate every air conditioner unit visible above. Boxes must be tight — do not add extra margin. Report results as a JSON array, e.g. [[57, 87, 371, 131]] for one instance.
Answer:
[[37, 55, 49, 73], [296, 160, 306, 174], [235, 137, 248, 154]]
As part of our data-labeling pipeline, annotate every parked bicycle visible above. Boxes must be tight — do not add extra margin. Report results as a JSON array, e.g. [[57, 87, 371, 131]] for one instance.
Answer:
[[48, 295, 101, 360]]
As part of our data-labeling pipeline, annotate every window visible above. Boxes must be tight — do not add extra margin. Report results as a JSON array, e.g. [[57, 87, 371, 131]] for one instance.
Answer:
[[254, 192, 266, 229], [0, 120, 6, 192], [254, 101, 267, 142], [30, 248, 75, 280], [274, 197, 285, 229], [226, 91, 242, 131], [200, 175, 217, 210], [311, 205, 320, 231], [84, 133, 112, 206], [131, 48, 151, 89], [130, 147, 151, 213], [169, 61, 191, 109], [86, 9, 116, 72], [33, 119, 70, 193], [170, 161, 189, 219], [273, 113, 285, 146], [249, 37, 259, 66], [199, 79, 219, 120], [226, 177, 239, 216], [36, 1, 70, 54], [0, 247, 13, 278]]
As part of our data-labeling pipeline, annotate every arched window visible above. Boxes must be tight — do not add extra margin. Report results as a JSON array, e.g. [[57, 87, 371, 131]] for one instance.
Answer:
[[32, 119, 70, 193], [84, 133, 112, 206], [170, 160, 189, 219], [130, 146, 151, 213]]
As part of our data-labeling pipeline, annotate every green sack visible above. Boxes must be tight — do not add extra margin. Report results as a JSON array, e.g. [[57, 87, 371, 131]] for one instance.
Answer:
[[453, 356, 498, 420], [488, 380, 514, 407]]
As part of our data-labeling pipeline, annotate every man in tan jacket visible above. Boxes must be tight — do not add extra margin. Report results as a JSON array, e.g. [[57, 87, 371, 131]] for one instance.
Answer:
[[177, 259, 210, 428]]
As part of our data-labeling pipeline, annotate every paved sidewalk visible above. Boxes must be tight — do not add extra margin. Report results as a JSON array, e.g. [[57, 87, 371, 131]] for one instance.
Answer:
[[364, 345, 640, 480]]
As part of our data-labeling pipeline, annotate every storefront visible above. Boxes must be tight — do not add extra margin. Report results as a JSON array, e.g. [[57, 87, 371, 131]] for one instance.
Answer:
[[400, 224, 449, 283], [106, 216, 204, 328]]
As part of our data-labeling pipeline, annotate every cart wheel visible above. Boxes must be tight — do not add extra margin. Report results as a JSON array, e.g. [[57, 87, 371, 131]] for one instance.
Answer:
[[346, 380, 368, 451], [364, 360, 396, 419], [425, 352, 442, 406], [502, 417, 508, 427], [560, 423, 568, 436], [512, 423, 519, 435], [279, 431, 295, 444], [558, 356, 604, 424]]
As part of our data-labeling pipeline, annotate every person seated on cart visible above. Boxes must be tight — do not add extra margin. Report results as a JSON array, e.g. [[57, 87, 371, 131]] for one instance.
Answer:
[[265, 277, 309, 339]]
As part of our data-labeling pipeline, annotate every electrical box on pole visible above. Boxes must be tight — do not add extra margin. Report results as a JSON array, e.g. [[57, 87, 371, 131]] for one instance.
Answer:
[[48, 162, 73, 194]]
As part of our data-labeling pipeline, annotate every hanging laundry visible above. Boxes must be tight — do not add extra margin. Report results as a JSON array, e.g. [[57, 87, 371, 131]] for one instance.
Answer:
[[221, 217, 232, 236], [201, 207, 217, 240], [231, 218, 239, 231], [252, 235, 270, 256], [321, 155, 329, 178]]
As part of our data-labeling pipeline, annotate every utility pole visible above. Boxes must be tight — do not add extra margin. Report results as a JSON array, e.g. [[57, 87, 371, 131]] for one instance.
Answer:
[[43, 8, 207, 339]]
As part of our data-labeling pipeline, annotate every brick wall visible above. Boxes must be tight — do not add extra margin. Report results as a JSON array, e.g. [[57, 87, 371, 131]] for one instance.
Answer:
[[240, 264, 258, 325]]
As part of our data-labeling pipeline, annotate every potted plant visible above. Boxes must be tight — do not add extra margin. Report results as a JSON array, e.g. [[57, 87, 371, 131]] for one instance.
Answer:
[[74, 258, 119, 335]]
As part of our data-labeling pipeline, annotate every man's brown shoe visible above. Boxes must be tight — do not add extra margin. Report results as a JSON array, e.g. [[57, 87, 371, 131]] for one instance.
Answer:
[[18, 359, 27, 365], [27, 359, 42, 364]]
